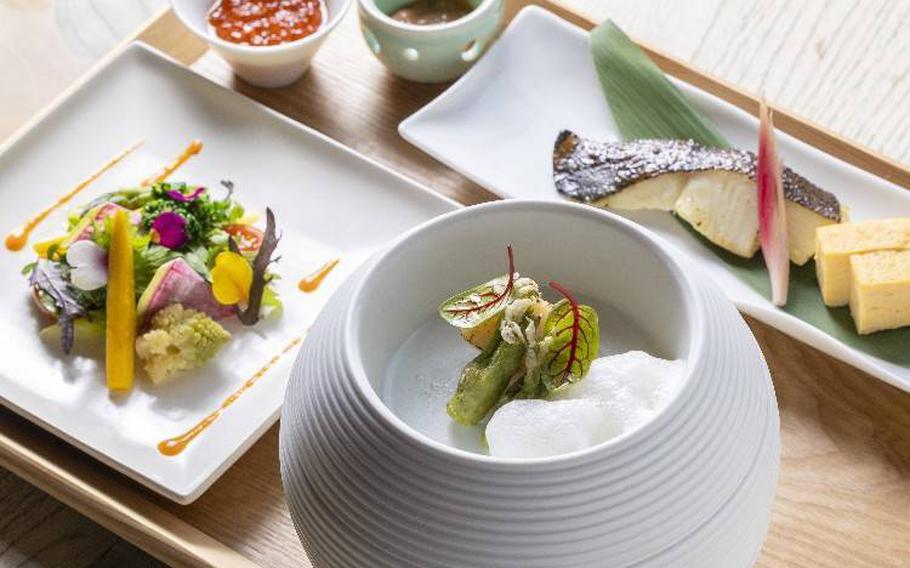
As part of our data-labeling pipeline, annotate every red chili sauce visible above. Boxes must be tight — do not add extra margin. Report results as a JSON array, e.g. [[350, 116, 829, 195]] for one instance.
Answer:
[[207, 0, 325, 47]]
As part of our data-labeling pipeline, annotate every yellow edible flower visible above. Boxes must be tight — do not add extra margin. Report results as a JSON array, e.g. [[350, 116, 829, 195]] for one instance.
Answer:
[[211, 251, 252, 306], [33, 236, 66, 259]]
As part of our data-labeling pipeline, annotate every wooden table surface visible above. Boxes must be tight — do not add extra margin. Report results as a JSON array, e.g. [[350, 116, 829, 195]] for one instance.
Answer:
[[2, 1, 910, 567]]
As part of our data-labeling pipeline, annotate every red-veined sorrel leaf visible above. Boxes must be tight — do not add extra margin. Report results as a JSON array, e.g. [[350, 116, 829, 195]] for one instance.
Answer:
[[757, 100, 789, 306], [541, 281, 599, 390], [438, 246, 516, 329]]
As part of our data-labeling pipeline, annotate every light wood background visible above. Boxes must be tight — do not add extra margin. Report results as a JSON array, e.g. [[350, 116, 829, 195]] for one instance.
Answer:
[[1, 1, 909, 567]]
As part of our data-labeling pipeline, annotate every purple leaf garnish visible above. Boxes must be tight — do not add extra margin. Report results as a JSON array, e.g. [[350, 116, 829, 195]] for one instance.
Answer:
[[165, 186, 206, 202], [236, 208, 280, 326], [29, 261, 86, 354]]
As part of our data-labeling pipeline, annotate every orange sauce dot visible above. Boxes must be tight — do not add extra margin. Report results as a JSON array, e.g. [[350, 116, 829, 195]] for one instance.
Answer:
[[299, 258, 339, 293], [157, 336, 303, 457], [142, 140, 203, 186], [4, 139, 144, 252], [5, 232, 28, 252]]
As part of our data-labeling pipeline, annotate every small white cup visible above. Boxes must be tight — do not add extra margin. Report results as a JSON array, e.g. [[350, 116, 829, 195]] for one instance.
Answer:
[[171, 0, 353, 88]]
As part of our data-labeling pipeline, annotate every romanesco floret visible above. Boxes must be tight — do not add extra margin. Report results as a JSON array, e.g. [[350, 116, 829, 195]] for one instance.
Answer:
[[135, 303, 231, 382]]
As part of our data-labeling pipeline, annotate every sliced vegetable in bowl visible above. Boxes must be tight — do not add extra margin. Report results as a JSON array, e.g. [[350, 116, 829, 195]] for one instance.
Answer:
[[436, 245, 684, 459], [439, 246, 604, 426]]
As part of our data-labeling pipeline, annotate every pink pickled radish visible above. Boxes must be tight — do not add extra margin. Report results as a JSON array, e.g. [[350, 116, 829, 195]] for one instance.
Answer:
[[757, 100, 789, 306]]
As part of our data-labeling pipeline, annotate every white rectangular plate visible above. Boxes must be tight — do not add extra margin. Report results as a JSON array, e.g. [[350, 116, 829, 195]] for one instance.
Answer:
[[0, 42, 456, 503], [400, 6, 910, 393]]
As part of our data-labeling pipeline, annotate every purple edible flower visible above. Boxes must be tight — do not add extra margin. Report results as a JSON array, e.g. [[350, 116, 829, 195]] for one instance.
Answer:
[[166, 186, 206, 202], [151, 211, 188, 249]]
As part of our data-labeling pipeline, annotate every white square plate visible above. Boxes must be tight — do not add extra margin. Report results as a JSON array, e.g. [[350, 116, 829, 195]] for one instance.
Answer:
[[400, 6, 910, 393], [0, 42, 455, 503]]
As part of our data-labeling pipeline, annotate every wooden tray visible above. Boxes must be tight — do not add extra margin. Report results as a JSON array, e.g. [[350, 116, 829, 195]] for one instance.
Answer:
[[2, 2, 909, 567]]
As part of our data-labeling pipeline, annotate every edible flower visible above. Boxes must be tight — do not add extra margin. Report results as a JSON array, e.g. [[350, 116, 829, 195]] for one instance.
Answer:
[[150, 211, 188, 249], [166, 186, 206, 203], [211, 251, 252, 306], [65, 240, 108, 291], [33, 236, 66, 260]]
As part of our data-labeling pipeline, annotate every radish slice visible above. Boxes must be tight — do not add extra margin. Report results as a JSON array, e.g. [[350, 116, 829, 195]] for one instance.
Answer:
[[757, 100, 789, 306]]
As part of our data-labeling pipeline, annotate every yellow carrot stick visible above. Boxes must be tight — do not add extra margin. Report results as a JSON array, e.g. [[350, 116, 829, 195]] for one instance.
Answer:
[[106, 209, 135, 391]]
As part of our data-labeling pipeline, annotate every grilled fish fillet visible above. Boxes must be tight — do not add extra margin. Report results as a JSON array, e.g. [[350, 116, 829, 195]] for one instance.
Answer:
[[553, 130, 842, 263]]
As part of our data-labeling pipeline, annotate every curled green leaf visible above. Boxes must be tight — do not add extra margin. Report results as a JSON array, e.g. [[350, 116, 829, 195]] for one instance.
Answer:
[[439, 246, 516, 329], [541, 282, 599, 391]]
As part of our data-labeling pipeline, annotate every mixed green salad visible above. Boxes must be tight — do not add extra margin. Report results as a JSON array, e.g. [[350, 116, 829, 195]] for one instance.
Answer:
[[439, 246, 601, 425], [24, 180, 281, 388]]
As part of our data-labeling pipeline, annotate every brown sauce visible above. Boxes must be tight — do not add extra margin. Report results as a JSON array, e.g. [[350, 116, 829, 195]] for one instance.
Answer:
[[157, 336, 303, 456], [391, 0, 475, 25], [5, 139, 145, 252], [298, 258, 339, 292]]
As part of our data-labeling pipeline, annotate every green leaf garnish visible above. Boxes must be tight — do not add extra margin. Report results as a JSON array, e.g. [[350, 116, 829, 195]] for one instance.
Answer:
[[540, 282, 599, 390], [133, 244, 176, 298], [591, 20, 729, 149], [183, 245, 211, 279], [439, 246, 516, 329], [139, 182, 236, 250]]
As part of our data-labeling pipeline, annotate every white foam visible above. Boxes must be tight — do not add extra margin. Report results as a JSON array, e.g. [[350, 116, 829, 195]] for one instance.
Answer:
[[486, 399, 604, 458], [486, 351, 685, 458]]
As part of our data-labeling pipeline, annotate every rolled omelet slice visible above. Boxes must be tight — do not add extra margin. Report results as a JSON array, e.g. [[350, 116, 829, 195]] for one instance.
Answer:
[[816, 218, 910, 306]]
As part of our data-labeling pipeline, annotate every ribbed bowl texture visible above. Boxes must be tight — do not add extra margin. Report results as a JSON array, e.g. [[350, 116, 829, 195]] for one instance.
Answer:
[[280, 201, 780, 567]]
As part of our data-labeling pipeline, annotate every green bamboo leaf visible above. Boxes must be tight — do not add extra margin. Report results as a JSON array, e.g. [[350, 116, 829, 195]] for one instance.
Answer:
[[590, 19, 910, 367], [591, 20, 730, 149]]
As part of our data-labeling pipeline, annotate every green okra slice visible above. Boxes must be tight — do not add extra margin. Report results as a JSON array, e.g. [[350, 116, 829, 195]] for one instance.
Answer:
[[446, 334, 526, 426]]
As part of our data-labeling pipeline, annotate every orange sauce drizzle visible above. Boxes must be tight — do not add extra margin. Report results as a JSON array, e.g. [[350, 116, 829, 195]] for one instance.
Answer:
[[141, 140, 203, 186], [157, 336, 303, 457], [4, 139, 145, 251], [298, 258, 340, 292]]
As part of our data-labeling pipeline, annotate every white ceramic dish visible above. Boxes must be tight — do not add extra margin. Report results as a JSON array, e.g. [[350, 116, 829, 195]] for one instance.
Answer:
[[281, 200, 780, 567], [171, 0, 352, 88], [400, 6, 910, 393], [0, 42, 454, 503], [357, 0, 503, 83]]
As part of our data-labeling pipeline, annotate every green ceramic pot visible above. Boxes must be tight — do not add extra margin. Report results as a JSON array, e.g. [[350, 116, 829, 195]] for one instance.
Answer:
[[358, 0, 503, 83]]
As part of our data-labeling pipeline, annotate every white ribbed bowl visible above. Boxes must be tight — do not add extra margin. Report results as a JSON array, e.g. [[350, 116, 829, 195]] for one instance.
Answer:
[[280, 200, 780, 567]]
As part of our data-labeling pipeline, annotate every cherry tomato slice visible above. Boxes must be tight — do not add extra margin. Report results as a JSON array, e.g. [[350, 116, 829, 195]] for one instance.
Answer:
[[224, 224, 264, 253]]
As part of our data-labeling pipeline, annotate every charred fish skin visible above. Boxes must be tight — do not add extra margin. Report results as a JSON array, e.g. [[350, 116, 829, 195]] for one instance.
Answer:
[[552, 130, 841, 222]]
